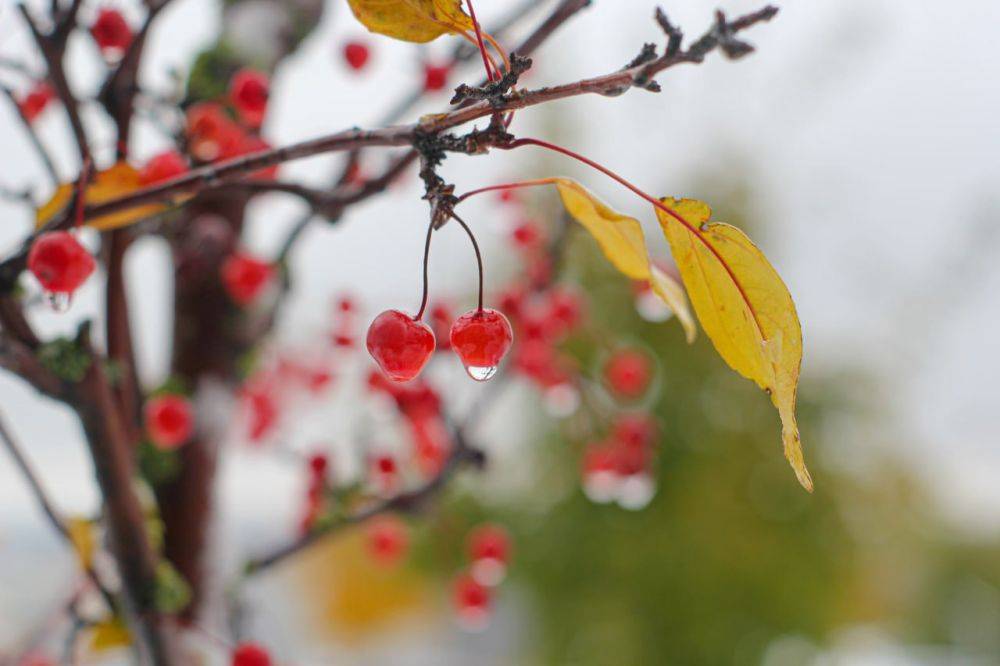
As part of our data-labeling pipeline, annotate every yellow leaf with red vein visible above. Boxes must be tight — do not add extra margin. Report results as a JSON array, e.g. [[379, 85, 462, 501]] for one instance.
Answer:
[[35, 162, 169, 232], [346, 0, 473, 43], [554, 178, 697, 343], [655, 197, 811, 491], [88, 618, 131, 652], [67, 516, 95, 569]]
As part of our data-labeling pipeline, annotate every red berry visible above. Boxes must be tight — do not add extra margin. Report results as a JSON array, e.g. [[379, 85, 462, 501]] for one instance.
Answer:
[[602, 348, 654, 400], [511, 220, 541, 249], [18, 82, 55, 123], [365, 515, 409, 565], [468, 524, 510, 565], [546, 287, 585, 335], [612, 413, 658, 451], [453, 572, 491, 629], [366, 310, 436, 382], [231, 642, 271, 666], [343, 41, 370, 71], [139, 150, 188, 186], [27, 231, 95, 295], [429, 302, 453, 351], [497, 188, 518, 204], [90, 8, 132, 57], [229, 68, 269, 128], [221, 252, 274, 305], [449, 309, 513, 381], [244, 387, 278, 442], [144, 395, 193, 450], [308, 452, 329, 476], [423, 63, 450, 92]]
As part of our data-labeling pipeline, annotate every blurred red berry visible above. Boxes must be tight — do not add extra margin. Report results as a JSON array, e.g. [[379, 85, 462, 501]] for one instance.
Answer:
[[511, 220, 541, 249], [423, 63, 450, 92], [243, 386, 279, 442], [429, 302, 453, 351], [18, 82, 55, 123], [343, 41, 370, 70], [365, 515, 409, 565], [144, 394, 194, 450], [602, 348, 654, 400], [453, 572, 491, 629], [90, 8, 132, 57], [308, 452, 329, 477], [229, 68, 269, 128], [27, 231, 95, 295], [139, 150, 188, 186], [221, 252, 274, 305], [231, 642, 271, 666]]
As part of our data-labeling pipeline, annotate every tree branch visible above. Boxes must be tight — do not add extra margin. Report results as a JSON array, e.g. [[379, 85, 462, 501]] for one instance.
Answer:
[[0, 83, 59, 186]]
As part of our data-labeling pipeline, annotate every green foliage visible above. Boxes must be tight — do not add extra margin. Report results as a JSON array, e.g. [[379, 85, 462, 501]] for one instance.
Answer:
[[36, 338, 91, 382], [154, 561, 192, 614], [137, 441, 181, 486], [186, 42, 243, 104]]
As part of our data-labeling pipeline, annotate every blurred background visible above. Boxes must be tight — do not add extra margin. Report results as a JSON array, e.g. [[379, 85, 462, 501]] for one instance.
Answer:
[[1, 0, 999, 664]]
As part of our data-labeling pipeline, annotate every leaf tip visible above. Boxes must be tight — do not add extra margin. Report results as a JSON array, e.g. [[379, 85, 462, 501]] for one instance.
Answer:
[[782, 425, 813, 492]]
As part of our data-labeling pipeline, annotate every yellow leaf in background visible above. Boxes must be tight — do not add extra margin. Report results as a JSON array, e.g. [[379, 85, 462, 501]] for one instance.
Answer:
[[67, 517, 95, 569], [88, 618, 131, 652], [35, 162, 168, 232], [554, 178, 697, 343], [655, 197, 812, 491], [346, 0, 473, 43]]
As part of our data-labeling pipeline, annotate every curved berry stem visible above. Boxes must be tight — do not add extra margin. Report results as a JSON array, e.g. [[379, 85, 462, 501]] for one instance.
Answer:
[[415, 218, 435, 321], [501, 137, 765, 335], [465, 0, 496, 81], [449, 212, 484, 313], [456, 177, 560, 204]]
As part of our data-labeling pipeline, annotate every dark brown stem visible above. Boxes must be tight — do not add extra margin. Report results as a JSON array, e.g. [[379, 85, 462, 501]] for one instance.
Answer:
[[449, 212, 485, 312], [415, 218, 436, 321], [0, 83, 59, 185], [106, 230, 143, 442], [0, 410, 69, 539]]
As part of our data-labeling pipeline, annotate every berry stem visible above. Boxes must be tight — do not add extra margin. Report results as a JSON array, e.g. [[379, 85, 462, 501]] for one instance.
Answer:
[[73, 157, 93, 228], [465, 0, 496, 82], [449, 211, 484, 312], [456, 177, 560, 204], [501, 137, 765, 335], [415, 218, 435, 321]]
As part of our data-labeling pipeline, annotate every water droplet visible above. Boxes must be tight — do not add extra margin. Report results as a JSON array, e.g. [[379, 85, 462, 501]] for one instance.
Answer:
[[465, 365, 497, 382], [617, 473, 656, 511], [582, 471, 620, 504], [636, 291, 674, 323], [47, 291, 72, 313], [543, 383, 580, 418], [471, 558, 507, 587]]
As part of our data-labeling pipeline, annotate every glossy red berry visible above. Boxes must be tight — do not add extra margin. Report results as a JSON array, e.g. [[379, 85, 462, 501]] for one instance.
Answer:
[[221, 252, 274, 305], [19, 82, 55, 123], [365, 515, 409, 566], [139, 150, 188, 185], [423, 63, 450, 92], [27, 231, 95, 295], [602, 348, 654, 400], [453, 572, 491, 630], [144, 395, 194, 450], [228, 68, 269, 128], [90, 8, 132, 57], [449, 308, 513, 381], [343, 41, 370, 71], [231, 642, 271, 666], [366, 310, 436, 382]]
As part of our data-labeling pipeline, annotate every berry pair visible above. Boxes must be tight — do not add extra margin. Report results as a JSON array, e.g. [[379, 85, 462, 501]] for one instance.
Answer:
[[366, 308, 512, 383]]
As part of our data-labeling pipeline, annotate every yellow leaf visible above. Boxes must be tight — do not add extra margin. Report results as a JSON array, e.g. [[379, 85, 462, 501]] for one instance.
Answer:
[[655, 197, 812, 491], [67, 517, 95, 569], [88, 618, 131, 652], [346, 0, 473, 43], [36, 162, 169, 232], [554, 178, 697, 343]]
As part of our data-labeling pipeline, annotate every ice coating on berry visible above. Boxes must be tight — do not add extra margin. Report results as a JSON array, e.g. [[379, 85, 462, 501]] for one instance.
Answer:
[[366, 310, 436, 382]]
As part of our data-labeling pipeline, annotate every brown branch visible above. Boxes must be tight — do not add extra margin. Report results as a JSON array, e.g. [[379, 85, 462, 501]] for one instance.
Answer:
[[106, 230, 143, 443], [17, 3, 90, 164], [0, 410, 70, 540]]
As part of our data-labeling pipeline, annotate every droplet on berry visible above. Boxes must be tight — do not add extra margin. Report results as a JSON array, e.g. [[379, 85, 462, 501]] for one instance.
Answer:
[[467, 524, 510, 586], [231, 641, 272, 666], [617, 473, 657, 511], [144, 394, 194, 450], [229, 68, 269, 128], [220, 252, 274, 306], [27, 231, 96, 299], [366, 310, 436, 382], [343, 40, 370, 71], [634, 282, 674, 322], [449, 308, 513, 382]]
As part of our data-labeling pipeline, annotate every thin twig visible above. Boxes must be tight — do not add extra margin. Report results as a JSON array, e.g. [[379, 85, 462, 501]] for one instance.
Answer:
[[0, 83, 59, 185]]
